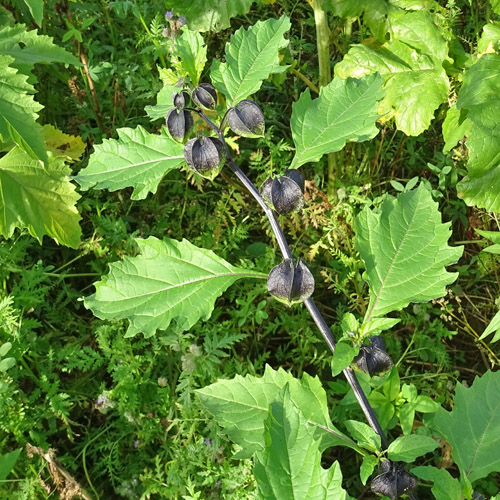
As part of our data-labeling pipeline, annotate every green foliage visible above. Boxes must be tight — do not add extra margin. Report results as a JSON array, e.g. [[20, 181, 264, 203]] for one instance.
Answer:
[[386, 434, 439, 462], [0, 449, 21, 481], [210, 16, 291, 105], [196, 365, 356, 459], [335, 10, 450, 136], [411, 466, 462, 500], [434, 370, 500, 483], [354, 184, 463, 322], [75, 126, 185, 200], [0, 147, 81, 247], [290, 73, 384, 168], [171, 26, 207, 86], [254, 386, 350, 500], [85, 237, 265, 338]]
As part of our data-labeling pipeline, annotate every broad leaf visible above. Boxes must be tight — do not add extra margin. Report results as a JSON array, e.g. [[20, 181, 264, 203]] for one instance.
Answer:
[[491, 0, 500, 15], [355, 184, 463, 321], [254, 386, 350, 500], [344, 420, 381, 452], [196, 365, 356, 459], [171, 27, 207, 86], [290, 73, 384, 169], [23, 0, 44, 26], [387, 434, 439, 462], [75, 126, 185, 200], [0, 449, 21, 482], [144, 84, 180, 121], [434, 370, 500, 483], [330, 340, 359, 377], [451, 54, 500, 212], [42, 124, 86, 162], [0, 147, 81, 248], [411, 466, 462, 500], [335, 10, 450, 136], [0, 24, 79, 79], [360, 455, 378, 486], [210, 16, 290, 105], [85, 237, 265, 338], [0, 55, 45, 161], [164, 0, 254, 32]]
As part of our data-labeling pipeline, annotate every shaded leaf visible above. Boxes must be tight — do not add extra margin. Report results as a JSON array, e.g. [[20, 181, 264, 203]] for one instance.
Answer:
[[23, 0, 44, 26], [0, 449, 21, 481], [210, 16, 290, 105], [354, 184, 463, 321], [75, 126, 185, 200], [360, 455, 379, 485], [434, 370, 500, 483], [85, 237, 265, 338], [335, 11, 449, 135], [254, 385, 350, 500], [42, 124, 85, 162], [0, 147, 81, 248], [196, 365, 356, 459], [291, 73, 384, 168], [480, 309, 500, 344], [411, 466, 462, 500], [164, 0, 254, 32], [331, 340, 359, 377]]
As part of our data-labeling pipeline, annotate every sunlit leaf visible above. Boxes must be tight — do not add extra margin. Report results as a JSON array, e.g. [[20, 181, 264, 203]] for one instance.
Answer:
[[42, 124, 86, 162], [355, 184, 463, 321], [85, 237, 265, 338], [210, 16, 290, 105], [434, 370, 500, 483], [75, 126, 185, 200], [291, 73, 384, 168], [411, 466, 462, 500]]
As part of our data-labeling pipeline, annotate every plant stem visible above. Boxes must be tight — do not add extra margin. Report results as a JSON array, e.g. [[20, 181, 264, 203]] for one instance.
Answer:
[[194, 109, 389, 449]]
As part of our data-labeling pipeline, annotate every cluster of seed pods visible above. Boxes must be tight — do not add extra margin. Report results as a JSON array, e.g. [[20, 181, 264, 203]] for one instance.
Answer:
[[165, 82, 417, 500]]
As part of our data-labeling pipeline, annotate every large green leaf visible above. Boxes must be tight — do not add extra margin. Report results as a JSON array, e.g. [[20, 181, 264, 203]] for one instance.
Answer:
[[85, 237, 265, 338], [254, 386, 350, 500], [210, 16, 290, 105], [0, 449, 21, 482], [75, 126, 185, 200], [23, 0, 44, 26], [387, 434, 439, 462], [0, 147, 81, 248], [354, 184, 463, 321], [411, 466, 462, 500], [0, 55, 45, 161], [335, 10, 450, 136], [0, 24, 79, 79], [448, 53, 500, 212], [196, 365, 356, 459], [290, 73, 384, 169], [171, 27, 207, 86], [434, 370, 500, 483], [164, 0, 254, 32]]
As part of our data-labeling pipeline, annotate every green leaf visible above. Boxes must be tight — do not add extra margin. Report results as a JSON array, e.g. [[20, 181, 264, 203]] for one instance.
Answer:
[[144, 85, 180, 121], [0, 357, 15, 372], [0, 55, 45, 161], [85, 237, 265, 338], [331, 340, 359, 377], [442, 105, 471, 154], [491, 0, 500, 16], [164, 0, 255, 32], [453, 54, 500, 212], [434, 370, 500, 483], [290, 73, 383, 168], [354, 184, 463, 321], [360, 317, 401, 336], [0, 449, 21, 481], [0, 342, 12, 358], [360, 455, 379, 485], [0, 147, 81, 247], [335, 11, 450, 135], [387, 434, 439, 462], [196, 365, 356, 459], [75, 126, 185, 200], [171, 27, 207, 86], [23, 0, 43, 26], [344, 420, 381, 452], [411, 466, 462, 500], [210, 16, 290, 105], [254, 386, 350, 500], [480, 309, 500, 344], [0, 24, 79, 79]]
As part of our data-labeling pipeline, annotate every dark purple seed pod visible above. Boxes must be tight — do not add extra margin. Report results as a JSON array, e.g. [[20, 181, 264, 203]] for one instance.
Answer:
[[267, 259, 315, 306], [192, 83, 217, 109], [173, 91, 190, 110], [260, 175, 305, 215], [184, 136, 225, 178], [355, 336, 393, 377], [166, 108, 193, 142], [284, 169, 305, 193], [227, 99, 265, 138], [370, 460, 418, 500]]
